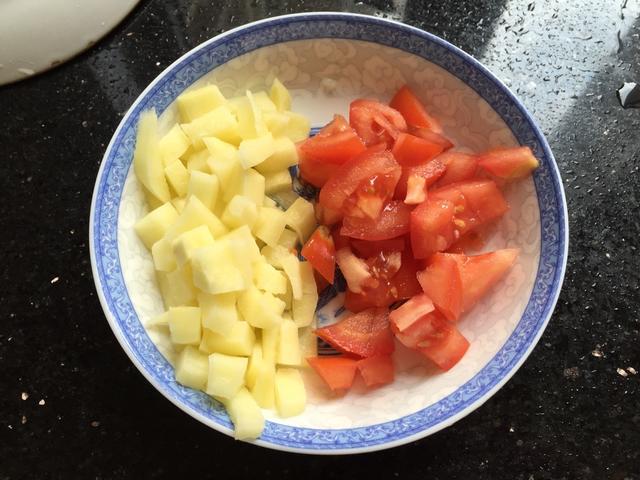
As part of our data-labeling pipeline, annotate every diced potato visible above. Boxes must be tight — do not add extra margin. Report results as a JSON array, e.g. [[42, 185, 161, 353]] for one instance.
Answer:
[[240, 169, 266, 206], [274, 367, 306, 417], [204, 138, 244, 203], [264, 169, 292, 194], [172, 225, 215, 268], [251, 361, 276, 409], [253, 262, 287, 295], [254, 137, 298, 174], [171, 197, 186, 213], [200, 321, 255, 356], [238, 133, 276, 169], [142, 185, 164, 210], [164, 160, 190, 197], [159, 124, 191, 166], [235, 91, 268, 140], [151, 237, 176, 272], [206, 353, 248, 399], [165, 196, 227, 241], [254, 207, 286, 247], [156, 266, 197, 308], [299, 261, 318, 294], [263, 111, 290, 137], [224, 387, 265, 440], [270, 190, 300, 210], [181, 105, 240, 148], [147, 310, 169, 328], [282, 112, 310, 143], [175, 345, 209, 390], [263, 196, 277, 208], [187, 171, 219, 211], [261, 326, 279, 364], [298, 325, 318, 368], [237, 286, 285, 329], [177, 84, 226, 122], [198, 292, 238, 336], [134, 202, 179, 249], [277, 279, 293, 312], [191, 242, 245, 294], [221, 195, 258, 230], [269, 78, 292, 112], [277, 319, 301, 366], [284, 197, 316, 243], [185, 149, 211, 173], [220, 225, 261, 262], [260, 244, 290, 268], [277, 228, 299, 250], [281, 254, 303, 300], [253, 91, 277, 113], [168, 306, 202, 345], [245, 343, 263, 390], [134, 110, 171, 203], [292, 291, 318, 328]]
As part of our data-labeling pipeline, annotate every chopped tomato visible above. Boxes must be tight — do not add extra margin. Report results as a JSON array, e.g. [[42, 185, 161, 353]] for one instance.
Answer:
[[389, 85, 443, 133], [350, 237, 405, 258], [391, 132, 446, 166], [417, 253, 463, 321], [435, 151, 479, 186], [446, 231, 485, 254], [298, 153, 336, 187], [392, 251, 423, 299], [315, 203, 343, 226], [335, 247, 375, 293], [299, 115, 366, 164], [349, 99, 407, 146], [331, 227, 351, 251], [318, 113, 351, 135], [301, 226, 336, 283], [404, 175, 427, 205], [410, 198, 457, 258], [307, 356, 358, 393], [412, 127, 453, 151], [357, 355, 395, 387], [365, 250, 402, 280], [394, 158, 447, 200], [319, 149, 401, 219], [314, 270, 330, 293], [389, 293, 435, 332], [478, 146, 539, 179], [446, 249, 519, 311], [341, 200, 412, 241], [315, 308, 395, 358]]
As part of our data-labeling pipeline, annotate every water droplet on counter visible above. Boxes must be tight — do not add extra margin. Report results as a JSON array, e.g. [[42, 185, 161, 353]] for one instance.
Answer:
[[616, 82, 640, 108]]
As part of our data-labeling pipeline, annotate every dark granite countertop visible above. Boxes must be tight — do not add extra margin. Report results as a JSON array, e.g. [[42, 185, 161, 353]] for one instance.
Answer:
[[1, 1, 639, 478]]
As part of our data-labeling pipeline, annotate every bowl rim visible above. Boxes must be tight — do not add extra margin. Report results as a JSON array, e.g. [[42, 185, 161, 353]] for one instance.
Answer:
[[89, 11, 568, 455]]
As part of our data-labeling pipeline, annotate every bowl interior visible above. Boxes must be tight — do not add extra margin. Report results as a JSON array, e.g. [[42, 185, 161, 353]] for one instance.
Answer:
[[92, 14, 566, 453]]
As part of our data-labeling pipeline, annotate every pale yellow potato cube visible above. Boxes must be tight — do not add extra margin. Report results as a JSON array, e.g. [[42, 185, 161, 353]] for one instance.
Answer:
[[185, 149, 211, 173], [253, 261, 287, 295], [200, 321, 255, 357], [220, 225, 261, 262], [284, 197, 316, 243], [171, 197, 186, 214], [260, 244, 290, 268], [254, 137, 298, 174], [181, 105, 240, 148], [165, 196, 227, 241], [198, 292, 238, 336], [275, 367, 306, 417], [168, 306, 202, 345], [206, 352, 248, 399], [156, 265, 197, 308], [277, 319, 301, 366], [269, 78, 292, 112], [191, 242, 245, 294], [172, 225, 215, 268], [292, 291, 318, 328], [203, 136, 237, 164], [281, 253, 303, 300], [175, 345, 209, 390], [164, 160, 190, 197], [245, 343, 263, 390], [187, 171, 219, 211], [253, 90, 277, 113], [251, 361, 276, 409], [299, 261, 318, 294], [134, 110, 171, 203], [238, 133, 276, 169], [282, 111, 310, 143], [141, 185, 164, 210], [147, 310, 169, 328], [298, 325, 318, 368], [225, 387, 265, 440], [261, 325, 279, 364], [278, 228, 299, 250], [237, 286, 284, 329], [263, 111, 290, 137], [151, 237, 176, 272], [263, 196, 277, 208], [240, 169, 266, 206], [264, 169, 292, 194], [234, 91, 268, 140], [177, 84, 226, 122], [159, 124, 191, 166], [221, 195, 258, 230], [254, 207, 287, 247], [270, 190, 300, 210], [204, 139, 244, 203], [277, 279, 293, 312], [134, 202, 179, 250]]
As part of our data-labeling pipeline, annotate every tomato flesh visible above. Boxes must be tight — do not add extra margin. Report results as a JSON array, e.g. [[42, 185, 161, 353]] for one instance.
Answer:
[[341, 200, 412, 241], [299, 153, 336, 187], [410, 198, 457, 258], [412, 127, 453, 151], [349, 99, 408, 146], [394, 158, 447, 200], [315, 307, 395, 358], [391, 132, 446, 166], [350, 237, 405, 258], [301, 226, 336, 284], [389, 85, 443, 133], [357, 355, 395, 387], [307, 356, 358, 392], [478, 146, 539, 179], [417, 253, 463, 321], [389, 293, 435, 332], [299, 114, 366, 164], [435, 151, 479, 186]]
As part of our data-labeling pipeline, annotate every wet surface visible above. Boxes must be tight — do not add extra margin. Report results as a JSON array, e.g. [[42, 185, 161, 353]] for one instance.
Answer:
[[1, 0, 639, 478]]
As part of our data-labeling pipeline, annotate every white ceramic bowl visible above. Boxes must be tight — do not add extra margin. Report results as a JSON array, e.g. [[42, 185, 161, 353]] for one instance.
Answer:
[[90, 12, 568, 454]]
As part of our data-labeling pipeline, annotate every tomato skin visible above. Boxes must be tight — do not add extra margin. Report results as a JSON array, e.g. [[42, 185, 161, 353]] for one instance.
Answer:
[[299, 153, 336, 187], [357, 355, 395, 387], [314, 270, 330, 293], [410, 198, 457, 258], [301, 226, 336, 283], [391, 132, 446, 166], [412, 127, 453, 151], [435, 151, 479, 187], [389, 293, 435, 332], [394, 158, 447, 200], [315, 308, 395, 358], [341, 200, 413, 241], [350, 237, 405, 258], [417, 253, 463, 322], [307, 356, 358, 392], [319, 149, 401, 216], [299, 115, 366, 164], [349, 99, 408, 146], [331, 227, 351, 251], [478, 146, 539, 179], [389, 85, 443, 133]]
